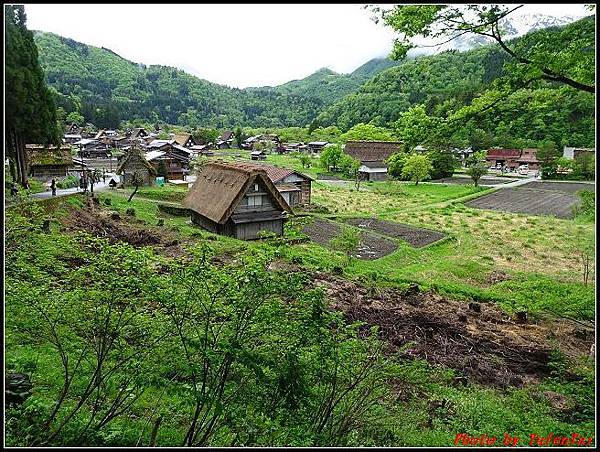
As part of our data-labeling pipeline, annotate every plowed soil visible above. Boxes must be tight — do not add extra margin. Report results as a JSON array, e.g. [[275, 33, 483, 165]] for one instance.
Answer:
[[60, 202, 187, 257], [466, 188, 580, 219], [309, 272, 594, 389], [345, 217, 446, 248], [519, 181, 595, 193], [302, 217, 398, 260]]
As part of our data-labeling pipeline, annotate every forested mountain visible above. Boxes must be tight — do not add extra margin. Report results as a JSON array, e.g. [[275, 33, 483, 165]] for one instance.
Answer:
[[316, 15, 595, 148], [34, 31, 326, 129], [34, 29, 401, 129], [249, 58, 401, 105], [33, 15, 595, 148]]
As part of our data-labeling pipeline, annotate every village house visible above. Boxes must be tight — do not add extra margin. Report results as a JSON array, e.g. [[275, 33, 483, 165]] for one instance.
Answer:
[[116, 145, 157, 186], [65, 122, 82, 135], [216, 130, 234, 149], [251, 150, 267, 160], [74, 138, 112, 158], [130, 127, 149, 140], [184, 162, 292, 240], [25, 144, 73, 180], [343, 141, 403, 181], [172, 132, 196, 148], [63, 133, 83, 144], [146, 143, 192, 180], [225, 161, 312, 207], [485, 148, 540, 170], [307, 141, 328, 153], [563, 146, 595, 160]]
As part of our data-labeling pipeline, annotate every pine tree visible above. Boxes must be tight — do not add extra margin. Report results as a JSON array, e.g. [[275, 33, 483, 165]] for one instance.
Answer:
[[5, 5, 60, 185]]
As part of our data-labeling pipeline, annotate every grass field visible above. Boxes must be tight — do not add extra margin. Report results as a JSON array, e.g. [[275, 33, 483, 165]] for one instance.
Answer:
[[5, 177, 595, 447]]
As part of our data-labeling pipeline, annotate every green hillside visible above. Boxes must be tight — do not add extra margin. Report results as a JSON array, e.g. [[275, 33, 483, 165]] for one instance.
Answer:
[[315, 16, 595, 147], [33, 15, 595, 148]]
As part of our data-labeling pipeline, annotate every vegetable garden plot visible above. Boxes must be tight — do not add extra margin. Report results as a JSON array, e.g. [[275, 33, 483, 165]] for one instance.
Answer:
[[465, 187, 583, 219], [301, 217, 398, 260], [345, 217, 446, 248]]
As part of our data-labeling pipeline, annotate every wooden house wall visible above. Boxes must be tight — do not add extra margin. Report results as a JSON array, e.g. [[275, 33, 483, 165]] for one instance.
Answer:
[[234, 219, 283, 240], [30, 165, 69, 179]]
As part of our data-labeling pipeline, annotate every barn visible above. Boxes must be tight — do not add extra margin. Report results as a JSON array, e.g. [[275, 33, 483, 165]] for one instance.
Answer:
[[25, 144, 73, 180], [184, 162, 292, 240], [116, 145, 156, 186], [343, 141, 403, 181]]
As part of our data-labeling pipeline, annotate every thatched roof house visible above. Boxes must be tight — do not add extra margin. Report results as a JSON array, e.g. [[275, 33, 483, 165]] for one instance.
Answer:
[[223, 161, 313, 206], [25, 144, 73, 179], [184, 162, 292, 240], [116, 145, 156, 186], [343, 141, 403, 181], [173, 133, 195, 148]]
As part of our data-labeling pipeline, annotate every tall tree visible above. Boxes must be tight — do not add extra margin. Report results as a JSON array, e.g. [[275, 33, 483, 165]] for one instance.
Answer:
[[373, 4, 595, 93], [5, 5, 60, 185]]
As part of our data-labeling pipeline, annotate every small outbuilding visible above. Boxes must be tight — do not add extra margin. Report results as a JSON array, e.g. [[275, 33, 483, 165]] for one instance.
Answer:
[[251, 150, 267, 160], [116, 145, 156, 187], [184, 162, 292, 240], [25, 144, 73, 179]]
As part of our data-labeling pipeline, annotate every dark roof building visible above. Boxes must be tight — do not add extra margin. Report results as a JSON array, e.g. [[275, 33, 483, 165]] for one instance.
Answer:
[[343, 141, 403, 181], [25, 144, 73, 179], [116, 145, 157, 186], [184, 162, 292, 240]]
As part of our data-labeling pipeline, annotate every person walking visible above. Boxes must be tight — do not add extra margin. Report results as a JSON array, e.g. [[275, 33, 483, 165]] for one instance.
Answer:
[[82, 171, 89, 193], [102, 170, 107, 184], [90, 171, 95, 194], [10, 182, 18, 197], [51, 178, 57, 196]]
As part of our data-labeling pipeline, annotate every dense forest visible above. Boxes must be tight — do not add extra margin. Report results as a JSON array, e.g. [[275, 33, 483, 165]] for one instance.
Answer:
[[316, 16, 595, 148], [33, 15, 595, 148], [34, 31, 397, 130]]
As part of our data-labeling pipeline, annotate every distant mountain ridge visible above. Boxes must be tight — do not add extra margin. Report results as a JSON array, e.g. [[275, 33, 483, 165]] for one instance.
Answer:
[[32, 12, 590, 130]]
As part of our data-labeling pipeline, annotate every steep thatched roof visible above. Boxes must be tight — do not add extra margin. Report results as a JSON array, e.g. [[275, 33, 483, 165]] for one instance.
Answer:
[[25, 144, 73, 166], [116, 145, 157, 175], [173, 133, 193, 146], [184, 162, 292, 225], [344, 141, 403, 163], [225, 161, 314, 182]]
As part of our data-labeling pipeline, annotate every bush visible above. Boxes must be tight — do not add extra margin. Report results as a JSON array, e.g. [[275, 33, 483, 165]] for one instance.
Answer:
[[573, 190, 595, 221], [56, 175, 78, 189]]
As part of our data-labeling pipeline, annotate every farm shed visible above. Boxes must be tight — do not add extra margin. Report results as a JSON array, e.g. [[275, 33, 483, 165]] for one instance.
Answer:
[[225, 162, 313, 207], [25, 144, 73, 179], [343, 141, 403, 181], [251, 150, 267, 160], [307, 141, 328, 153], [184, 162, 292, 240], [116, 145, 156, 187], [563, 146, 595, 160]]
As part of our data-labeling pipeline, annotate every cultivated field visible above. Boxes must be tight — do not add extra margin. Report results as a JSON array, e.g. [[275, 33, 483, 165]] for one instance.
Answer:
[[465, 182, 594, 219]]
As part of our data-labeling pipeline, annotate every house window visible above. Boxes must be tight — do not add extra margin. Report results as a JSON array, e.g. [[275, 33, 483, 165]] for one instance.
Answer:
[[247, 195, 263, 207], [254, 183, 259, 191]]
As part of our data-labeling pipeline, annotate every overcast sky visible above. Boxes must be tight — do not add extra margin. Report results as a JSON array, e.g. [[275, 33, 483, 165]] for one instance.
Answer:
[[23, 3, 591, 88]]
